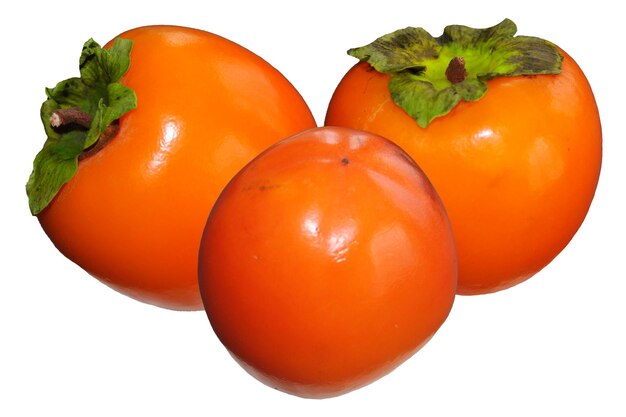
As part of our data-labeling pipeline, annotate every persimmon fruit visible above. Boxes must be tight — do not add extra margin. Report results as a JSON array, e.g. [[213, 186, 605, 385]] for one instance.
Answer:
[[27, 25, 316, 310], [198, 126, 457, 398], [325, 19, 602, 294]]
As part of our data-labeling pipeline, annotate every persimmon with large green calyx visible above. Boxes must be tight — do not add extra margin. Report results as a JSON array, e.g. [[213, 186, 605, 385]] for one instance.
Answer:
[[325, 19, 602, 295], [26, 25, 316, 310], [198, 126, 457, 398]]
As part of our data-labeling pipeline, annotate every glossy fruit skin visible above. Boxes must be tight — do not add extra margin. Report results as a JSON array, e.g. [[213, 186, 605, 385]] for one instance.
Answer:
[[37, 25, 316, 310], [198, 127, 457, 398], [325, 49, 602, 295]]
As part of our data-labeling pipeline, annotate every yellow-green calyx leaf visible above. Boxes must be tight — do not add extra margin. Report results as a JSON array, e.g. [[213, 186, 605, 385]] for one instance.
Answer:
[[348, 18, 563, 128], [26, 38, 137, 215]]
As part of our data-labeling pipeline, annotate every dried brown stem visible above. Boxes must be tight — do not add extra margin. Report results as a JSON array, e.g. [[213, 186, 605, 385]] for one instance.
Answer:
[[445, 57, 467, 84], [50, 107, 93, 129], [49, 107, 120, 161]]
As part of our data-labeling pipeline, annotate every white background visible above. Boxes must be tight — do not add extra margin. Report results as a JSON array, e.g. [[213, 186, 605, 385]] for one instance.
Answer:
[[2, 1, 624, 415]]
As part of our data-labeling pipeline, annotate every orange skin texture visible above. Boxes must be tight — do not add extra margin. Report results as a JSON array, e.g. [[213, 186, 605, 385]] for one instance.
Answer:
[[37, 26, 316, 310], [325, 49, 602, 295], [198, 127, 457, 398]]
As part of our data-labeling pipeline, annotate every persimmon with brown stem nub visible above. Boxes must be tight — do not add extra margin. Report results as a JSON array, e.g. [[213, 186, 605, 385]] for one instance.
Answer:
[[27, 25, 316, 310], [325, 19, 602, 295]]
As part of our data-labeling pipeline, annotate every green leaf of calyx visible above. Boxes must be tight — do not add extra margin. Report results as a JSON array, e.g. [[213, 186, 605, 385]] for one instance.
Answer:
[[348, 18, 563, 128], [26, 38, 137, 216]]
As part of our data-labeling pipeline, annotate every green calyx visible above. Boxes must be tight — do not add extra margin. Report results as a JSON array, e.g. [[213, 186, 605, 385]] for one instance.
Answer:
[[26, 38, 137, 215], [348, 18, 563, 128]]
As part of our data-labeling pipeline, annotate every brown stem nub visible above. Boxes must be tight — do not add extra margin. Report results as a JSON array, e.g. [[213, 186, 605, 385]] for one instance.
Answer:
[[50, 107, 93, 129], [445, 57, 467, 84], [49, 107, 120, 161]]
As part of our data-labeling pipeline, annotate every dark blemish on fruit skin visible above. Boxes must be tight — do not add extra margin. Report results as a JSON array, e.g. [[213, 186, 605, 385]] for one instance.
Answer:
[[258, 184, 280, 191], [341, 158, 350, 165], [242, 181, 280, 192]]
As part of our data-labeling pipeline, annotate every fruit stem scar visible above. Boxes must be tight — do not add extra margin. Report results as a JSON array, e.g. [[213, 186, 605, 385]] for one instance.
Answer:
[[50, 107, 93, 129], [79, 121, 120, 160], [445, 57, 467, 84], [341, 157, 350, 165]]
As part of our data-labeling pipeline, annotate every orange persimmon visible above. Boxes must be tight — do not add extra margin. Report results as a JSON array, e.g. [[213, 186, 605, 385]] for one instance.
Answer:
[[27, 25, 316, 310], [325, 19, 602, 294], [198, 127, 457, 398]]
